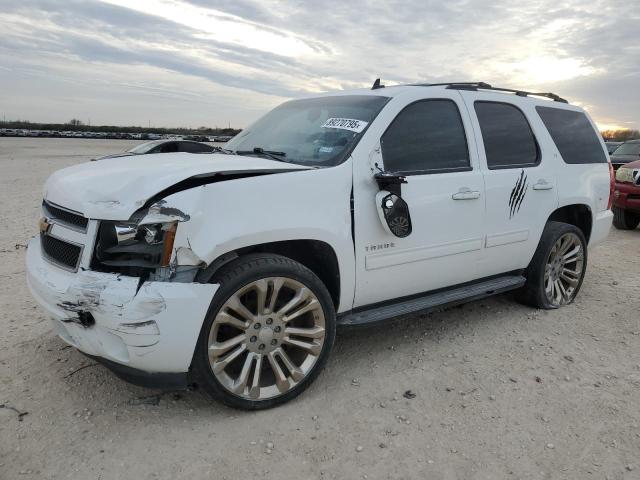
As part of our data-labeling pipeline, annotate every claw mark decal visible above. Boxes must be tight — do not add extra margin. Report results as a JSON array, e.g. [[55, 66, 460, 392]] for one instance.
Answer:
[[508, 169, 528, 218]]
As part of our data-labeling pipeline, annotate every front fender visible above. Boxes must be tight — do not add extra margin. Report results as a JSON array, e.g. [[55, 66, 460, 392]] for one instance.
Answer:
[[154, 161, 355, 312]]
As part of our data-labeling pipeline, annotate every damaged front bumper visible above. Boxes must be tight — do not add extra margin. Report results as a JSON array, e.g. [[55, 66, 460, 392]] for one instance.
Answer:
[[26, 236, 218, 385]]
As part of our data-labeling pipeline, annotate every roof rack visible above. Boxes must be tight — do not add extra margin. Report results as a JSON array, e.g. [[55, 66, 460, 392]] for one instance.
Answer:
[[412, 81, 567, 103], [370, 79, 567, 103]]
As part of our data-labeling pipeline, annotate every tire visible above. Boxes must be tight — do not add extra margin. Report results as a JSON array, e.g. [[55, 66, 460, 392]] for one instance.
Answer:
[[612, 207, 640, 230], [517, 221, 587, 309], [191, 253, 336, 410]]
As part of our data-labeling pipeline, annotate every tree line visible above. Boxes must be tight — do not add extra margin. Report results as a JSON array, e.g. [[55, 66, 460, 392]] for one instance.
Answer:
[[0, 118, 240, 136]]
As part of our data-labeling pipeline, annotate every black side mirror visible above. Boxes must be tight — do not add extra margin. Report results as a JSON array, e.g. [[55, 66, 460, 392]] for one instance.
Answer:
[[373, 172, 412, 238], [380, 193, 412, 238]]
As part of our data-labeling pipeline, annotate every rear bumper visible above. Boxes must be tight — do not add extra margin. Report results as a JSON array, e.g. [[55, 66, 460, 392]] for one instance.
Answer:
[[589, 210, 613, 247], [613, 182, 640, 213], [26, 236, 218, 375]]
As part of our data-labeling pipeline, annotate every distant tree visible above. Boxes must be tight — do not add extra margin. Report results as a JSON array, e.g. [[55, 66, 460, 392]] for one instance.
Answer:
[[601, 129, 640, 141], [67, 118, 83, 126]]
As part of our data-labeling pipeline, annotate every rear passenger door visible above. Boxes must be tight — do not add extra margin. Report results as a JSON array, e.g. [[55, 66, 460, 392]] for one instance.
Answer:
[[460, 93, 559, 276]]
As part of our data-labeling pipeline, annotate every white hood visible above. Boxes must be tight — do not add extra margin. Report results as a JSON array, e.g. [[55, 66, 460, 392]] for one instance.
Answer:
[[44, 153, 308, 220]]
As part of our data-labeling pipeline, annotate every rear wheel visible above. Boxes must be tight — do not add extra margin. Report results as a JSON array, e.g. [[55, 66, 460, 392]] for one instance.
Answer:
[[517, 222, 587, 309], [613, 207, 640, 230], [192, 254, 335, 410]]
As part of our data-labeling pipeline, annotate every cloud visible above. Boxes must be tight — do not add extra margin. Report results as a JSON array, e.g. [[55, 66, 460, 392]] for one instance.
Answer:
[[0, 0, 637, 128]]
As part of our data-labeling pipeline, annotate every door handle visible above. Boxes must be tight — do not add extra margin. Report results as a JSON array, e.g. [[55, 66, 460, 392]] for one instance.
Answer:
[[532, 180, 554, 190], [452, 188, 481, 200]]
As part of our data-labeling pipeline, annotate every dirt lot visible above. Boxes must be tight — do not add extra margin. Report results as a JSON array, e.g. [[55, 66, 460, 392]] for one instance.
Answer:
[[1, 137, 639, 480]]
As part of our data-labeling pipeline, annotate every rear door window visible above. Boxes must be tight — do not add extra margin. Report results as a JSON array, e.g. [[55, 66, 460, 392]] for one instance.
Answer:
[[536, 107, 607, 164], [474, 102, 539, 169]]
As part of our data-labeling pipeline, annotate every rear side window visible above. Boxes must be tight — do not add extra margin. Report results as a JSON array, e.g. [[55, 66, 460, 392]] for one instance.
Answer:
[[381, 99, 470, 174], [536, 107, 607, 164], [474, 102, 539, 169]]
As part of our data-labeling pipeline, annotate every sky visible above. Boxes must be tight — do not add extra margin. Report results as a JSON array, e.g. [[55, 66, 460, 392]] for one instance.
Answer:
[[0, 0, 638, 131]]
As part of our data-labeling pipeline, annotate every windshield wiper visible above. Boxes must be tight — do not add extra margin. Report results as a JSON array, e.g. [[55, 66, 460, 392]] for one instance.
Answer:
[[234, 147, 289, 163], [210, 146, 235, 154]]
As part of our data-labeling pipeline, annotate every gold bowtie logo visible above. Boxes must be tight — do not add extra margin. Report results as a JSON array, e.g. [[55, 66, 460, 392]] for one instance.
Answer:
[[39, 217, 52, 234]]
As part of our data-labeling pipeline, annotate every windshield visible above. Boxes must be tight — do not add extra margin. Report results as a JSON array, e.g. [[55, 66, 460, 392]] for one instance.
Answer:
[[227, 95, 390, 167], [128, 140, 164, 154], [613, 143, 640, 156]]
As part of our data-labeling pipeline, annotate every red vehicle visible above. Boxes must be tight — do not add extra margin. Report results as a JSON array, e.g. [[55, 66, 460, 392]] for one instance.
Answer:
[[613, 159, 640, 230]]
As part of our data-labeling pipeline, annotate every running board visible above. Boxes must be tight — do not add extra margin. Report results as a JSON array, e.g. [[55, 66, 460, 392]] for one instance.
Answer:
[[337, 275, 526, 327]]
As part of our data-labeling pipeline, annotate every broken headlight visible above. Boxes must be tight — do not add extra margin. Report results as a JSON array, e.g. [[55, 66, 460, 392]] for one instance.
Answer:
[[92, 219, 177, 274], [615, 167, 634, 184]]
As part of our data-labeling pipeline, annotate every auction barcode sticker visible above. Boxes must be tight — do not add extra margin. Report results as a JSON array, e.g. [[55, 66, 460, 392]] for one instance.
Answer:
[[321, 118, 368, 133]]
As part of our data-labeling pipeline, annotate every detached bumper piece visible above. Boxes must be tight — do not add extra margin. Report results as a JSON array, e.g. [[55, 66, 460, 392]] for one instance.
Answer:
[[81, 352, 189, 390]]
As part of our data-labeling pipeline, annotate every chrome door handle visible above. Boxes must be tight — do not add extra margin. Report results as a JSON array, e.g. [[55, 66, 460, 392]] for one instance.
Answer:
[[532, 180, 553, 190], [452, 188, 481, 200]]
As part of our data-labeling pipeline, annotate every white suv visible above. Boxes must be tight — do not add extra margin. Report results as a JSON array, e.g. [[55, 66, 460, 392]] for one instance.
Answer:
[[26, 81, 614, 409]]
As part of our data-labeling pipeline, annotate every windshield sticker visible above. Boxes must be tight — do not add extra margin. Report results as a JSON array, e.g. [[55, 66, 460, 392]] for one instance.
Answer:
[[318, 146, 334, 153], [321, 118, 368, 133]]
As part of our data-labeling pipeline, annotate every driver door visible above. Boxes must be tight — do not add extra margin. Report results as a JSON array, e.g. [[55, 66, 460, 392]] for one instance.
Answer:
[[352, 91, 486, 307]]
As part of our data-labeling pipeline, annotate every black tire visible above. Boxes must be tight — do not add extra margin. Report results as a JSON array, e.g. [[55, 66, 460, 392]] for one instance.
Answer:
[[516, 221, 588, 309], [191, 253, 336, 410], [612, 207, 640, 230]]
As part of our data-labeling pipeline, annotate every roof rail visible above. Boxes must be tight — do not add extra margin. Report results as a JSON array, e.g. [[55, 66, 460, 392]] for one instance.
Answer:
[[411, 81, 568, 103]]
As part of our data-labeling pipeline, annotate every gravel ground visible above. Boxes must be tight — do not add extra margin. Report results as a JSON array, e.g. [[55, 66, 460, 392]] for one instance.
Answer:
[[1, 138, 639, 480]]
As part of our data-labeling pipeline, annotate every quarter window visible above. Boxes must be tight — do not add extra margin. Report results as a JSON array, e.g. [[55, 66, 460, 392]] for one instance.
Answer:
[[474, 102, 539, 169], [536, 106, 607, 164], [381, 99, 470, 174]]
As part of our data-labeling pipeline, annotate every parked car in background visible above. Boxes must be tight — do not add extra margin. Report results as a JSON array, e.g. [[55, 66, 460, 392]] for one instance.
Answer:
[[183, 135, 210, 142], [610, 140, 640, 170], [613, 159, 640, 229], [92, 139, 217, 160], [605, 141, 623, 154]]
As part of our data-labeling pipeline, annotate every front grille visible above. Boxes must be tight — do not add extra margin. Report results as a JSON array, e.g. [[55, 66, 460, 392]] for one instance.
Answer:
[[41, 233, 82, 271], [43, 201, 88, 231]]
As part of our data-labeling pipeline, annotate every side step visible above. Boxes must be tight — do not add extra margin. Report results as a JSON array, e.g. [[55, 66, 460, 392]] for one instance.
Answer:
[[337, 275, 526, 327]]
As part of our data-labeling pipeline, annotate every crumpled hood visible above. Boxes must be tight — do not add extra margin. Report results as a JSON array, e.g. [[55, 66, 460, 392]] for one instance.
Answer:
[[44, 153, 308, 220]]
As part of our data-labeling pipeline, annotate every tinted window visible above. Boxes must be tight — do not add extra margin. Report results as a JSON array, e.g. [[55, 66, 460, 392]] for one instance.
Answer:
[[381, 99, 470, 174], [475, 102, 539, 169], [536, 106, 607, 164], [179, 142, 212, 153], [158, 142, 179, 153]]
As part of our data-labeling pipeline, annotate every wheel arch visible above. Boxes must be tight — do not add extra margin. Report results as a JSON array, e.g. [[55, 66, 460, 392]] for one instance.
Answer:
[[547, 204, 593, 243], [197, 239, 342, 310]]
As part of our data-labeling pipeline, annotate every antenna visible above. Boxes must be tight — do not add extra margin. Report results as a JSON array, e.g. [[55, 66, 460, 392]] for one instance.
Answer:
[[371, 78, 385, 90]]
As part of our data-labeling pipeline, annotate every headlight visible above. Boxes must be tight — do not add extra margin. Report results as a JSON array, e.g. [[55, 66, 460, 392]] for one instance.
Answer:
[[93, 219, 178, 274], [616, 167, 634, 183]]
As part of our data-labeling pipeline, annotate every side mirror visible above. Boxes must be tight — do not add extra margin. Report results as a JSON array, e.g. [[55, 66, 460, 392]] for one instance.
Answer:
[[373, 172, 412, 238]]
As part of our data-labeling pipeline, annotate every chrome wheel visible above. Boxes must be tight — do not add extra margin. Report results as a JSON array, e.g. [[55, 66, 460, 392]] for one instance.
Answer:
[[544, 232, 584, 306], [207, 277, 326, 401]]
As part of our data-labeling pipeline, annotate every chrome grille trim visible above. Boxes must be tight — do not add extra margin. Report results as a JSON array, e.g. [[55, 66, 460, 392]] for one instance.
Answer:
[[40, 232, 84, 272], [42, 201, 88, 232]]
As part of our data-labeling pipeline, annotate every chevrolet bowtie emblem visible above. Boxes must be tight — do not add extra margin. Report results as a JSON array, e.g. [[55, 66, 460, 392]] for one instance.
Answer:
[[39, 217, 52, 234]]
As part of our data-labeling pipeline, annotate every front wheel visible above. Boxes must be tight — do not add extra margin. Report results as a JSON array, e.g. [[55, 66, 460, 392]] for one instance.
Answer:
[[192, 254, 336, 410], [517, 222, 587, 309]]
